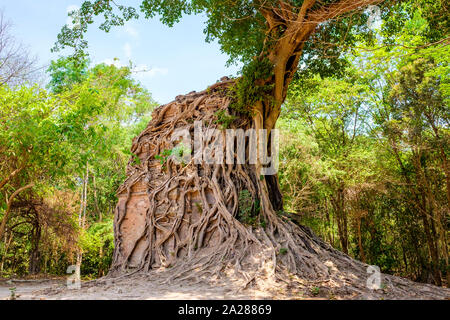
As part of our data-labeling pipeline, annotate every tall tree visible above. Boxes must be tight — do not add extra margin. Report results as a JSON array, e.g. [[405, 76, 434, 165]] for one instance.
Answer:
[[52, 0, 449, 297]]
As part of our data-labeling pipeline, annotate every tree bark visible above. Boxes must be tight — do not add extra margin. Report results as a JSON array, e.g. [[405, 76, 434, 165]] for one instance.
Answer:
[[0, 182, 34, 240], [0, 162, 26, 191], [357, 216, 366, 263], [28, 219, 41, 275], [332, 186, 348, 255], [76, 164, 89, 272]]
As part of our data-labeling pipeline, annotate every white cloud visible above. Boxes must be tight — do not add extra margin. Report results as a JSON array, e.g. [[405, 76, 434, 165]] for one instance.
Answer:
[[124, 25, 139, 39], [148, 67, 169, 77], [123, 42, 133, 59], [100, 59, 169, 79], [123, 43, 132, 59], [102, 58, 125, 68], [133, 65, 169, 80]]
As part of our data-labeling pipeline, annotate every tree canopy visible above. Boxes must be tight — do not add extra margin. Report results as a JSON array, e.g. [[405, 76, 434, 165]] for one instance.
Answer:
[[53, 0, 448, 135], [54, 1, 447, 69]]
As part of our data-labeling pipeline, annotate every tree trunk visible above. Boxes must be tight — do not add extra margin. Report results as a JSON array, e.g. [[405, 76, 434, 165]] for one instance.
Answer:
[[111, 84, 335, 283], [332, 186, 348, 255], [357, 216, 366, 263], [28, 221, 41, 275], [76, 164, 89, 274], [93, 173, 102, 222], [0, 183, 34, 240], [0, 232, 13, 274]]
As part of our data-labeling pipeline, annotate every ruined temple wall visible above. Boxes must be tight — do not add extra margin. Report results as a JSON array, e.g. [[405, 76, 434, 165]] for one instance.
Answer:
[[114, 80, 233, 268]]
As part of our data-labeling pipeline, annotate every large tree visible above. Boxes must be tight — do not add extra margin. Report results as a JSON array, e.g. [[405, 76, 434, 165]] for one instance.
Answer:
[[54, 0, 449, 298]]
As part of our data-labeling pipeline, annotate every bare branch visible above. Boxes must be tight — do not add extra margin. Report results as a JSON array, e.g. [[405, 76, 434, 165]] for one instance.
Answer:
[[0, 10, 38, 87]]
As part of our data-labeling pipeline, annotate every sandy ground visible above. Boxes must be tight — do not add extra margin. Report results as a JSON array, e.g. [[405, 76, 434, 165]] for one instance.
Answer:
[[1, 274, 448, 300], [0, 279, 65, 300], [1, 271, 338, 300], [0, 278, 278, 300]]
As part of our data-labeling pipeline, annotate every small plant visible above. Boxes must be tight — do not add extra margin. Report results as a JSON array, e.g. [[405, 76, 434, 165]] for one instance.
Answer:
[[254, 199, 261, 214], [214, 109, 237, 129], [171, 144, 191, 166], [237, 190, 259, 226], [155, 148, 172, 165], [279, 247, 288, 255], [155, 144, 191, 167], [311, 287, 320, 296], [228, 58, 274, 116], [9, 287, 16, 300], [131, 155, 141, 166], [194, 202, 203, 214], [260, 218, 267, 229]]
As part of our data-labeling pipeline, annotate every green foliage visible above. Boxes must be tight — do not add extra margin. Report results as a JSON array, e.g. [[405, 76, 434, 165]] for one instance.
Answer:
[[279, 14, 449, 284], [155, 149, 173, 165], [214, 109, 237, 129], [52, 0, 412, 78], [79, 219, 114, 277], [228, 58, 274, 115], [0, 58, 157, 278], [238, 190, 253, 223], [155, 144, 191, 167], [237, 190, 256, 226], [311, 287, 320, 296], [381, 0, 448, 47], [47, 56, 90, 93], [237, 190, 262, 227], [0, 85, 73, 184]]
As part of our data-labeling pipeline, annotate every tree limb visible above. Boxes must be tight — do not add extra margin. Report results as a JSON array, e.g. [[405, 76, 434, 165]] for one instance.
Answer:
[[0, 182, 34, 240]]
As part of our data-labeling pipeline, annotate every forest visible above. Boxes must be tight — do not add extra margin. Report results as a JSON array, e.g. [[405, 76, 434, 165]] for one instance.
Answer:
[[0, 0, 448, 300]]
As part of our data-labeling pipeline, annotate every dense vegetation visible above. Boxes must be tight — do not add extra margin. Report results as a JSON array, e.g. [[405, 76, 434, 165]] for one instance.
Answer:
[[280, 45, 449, 286], [279, 12, 449, 285], [0, 55, 156, 278], [0, 1, 448, 289]]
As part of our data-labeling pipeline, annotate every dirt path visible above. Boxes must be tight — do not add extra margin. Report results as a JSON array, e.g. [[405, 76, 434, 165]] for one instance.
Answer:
[[0, 279, 66, 300], [2, 273, 448, 300], [1, 277, 274, 300]]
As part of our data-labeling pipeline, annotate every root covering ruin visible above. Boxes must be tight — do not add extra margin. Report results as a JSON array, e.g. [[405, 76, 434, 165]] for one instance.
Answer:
[[97, 78, 449, 300]]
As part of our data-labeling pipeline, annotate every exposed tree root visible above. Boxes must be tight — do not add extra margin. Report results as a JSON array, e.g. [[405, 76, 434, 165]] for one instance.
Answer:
[[105, 78, 449, 300]]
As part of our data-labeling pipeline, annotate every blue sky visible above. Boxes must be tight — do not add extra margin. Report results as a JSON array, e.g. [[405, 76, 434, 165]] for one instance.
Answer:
[[1, 0, 242, 104]]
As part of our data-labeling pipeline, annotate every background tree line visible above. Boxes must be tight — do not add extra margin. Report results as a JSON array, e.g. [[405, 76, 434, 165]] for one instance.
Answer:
[[0, 10, 156, 277], [279, 11, 449, 286]]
